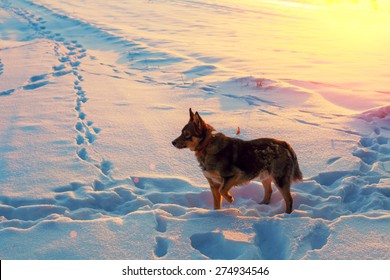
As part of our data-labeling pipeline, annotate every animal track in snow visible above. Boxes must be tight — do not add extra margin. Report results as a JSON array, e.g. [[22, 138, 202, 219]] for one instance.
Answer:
[[77, 147, 88, 160], [294, 118, 320, 127], [254, 219, 330, 259], [51, 37, 105, 171], [52, 70, 71, 77], [354, 126, 389, 165], [76, 135, 84, 145], [3, 0, 220, 93], [85, 129, 97, 144], [75, 122, 84, 133], [99, 160, 113, 176], [154, 236, 169, 258], [254, 221, 288, 259], [155, 214, 167, 233], [78, 112, 86, 120], [23, 80, 52, 91], [0, 89, 15, 96], [190, 231, 248, 260], [299, 117, 390, 221], [30, 73, 47, 82], [53, 64, 66, 71]]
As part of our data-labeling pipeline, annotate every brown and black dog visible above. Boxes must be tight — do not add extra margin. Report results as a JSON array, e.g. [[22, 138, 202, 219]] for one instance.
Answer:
[[172, 109, 303, 213]]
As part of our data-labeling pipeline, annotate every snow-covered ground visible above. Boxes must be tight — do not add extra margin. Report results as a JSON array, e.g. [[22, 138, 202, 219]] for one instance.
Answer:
[[0, 0, 389, 259]]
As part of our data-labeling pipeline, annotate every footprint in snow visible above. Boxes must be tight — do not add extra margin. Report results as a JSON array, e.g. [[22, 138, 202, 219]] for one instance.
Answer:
[[154, 236, 169, 258], [76, 135, 84, 145], [0, 89, 15, 96], [155, 214, 167, 233], [85, 129, 96, 143], [254, 219, 330, 260], [30, 74, 47, 82], [52, 64, 66, 71], [23, 80, 52, 91], [77, 147, 88, 160], [100, 160, 113, 176], [190, 231, 247, 260], [53, 70, 72, 77]]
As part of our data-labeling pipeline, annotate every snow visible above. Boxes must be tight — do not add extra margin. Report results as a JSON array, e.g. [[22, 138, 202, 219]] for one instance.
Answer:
[[0, 0, 389, 260]]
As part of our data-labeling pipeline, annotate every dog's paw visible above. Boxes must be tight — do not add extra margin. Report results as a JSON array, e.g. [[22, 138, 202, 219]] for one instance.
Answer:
[[223, 193, 234, 204], [260, 199, 270, 205]]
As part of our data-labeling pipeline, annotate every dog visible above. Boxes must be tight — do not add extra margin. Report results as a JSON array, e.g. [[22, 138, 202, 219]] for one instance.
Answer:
[[172, 109, 303, 213]]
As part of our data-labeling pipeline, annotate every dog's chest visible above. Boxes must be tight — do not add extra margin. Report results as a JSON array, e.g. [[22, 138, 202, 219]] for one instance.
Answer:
[[195, 151, 208, 170], [192, 147, 219, 180], [202, 170, 223, 184]]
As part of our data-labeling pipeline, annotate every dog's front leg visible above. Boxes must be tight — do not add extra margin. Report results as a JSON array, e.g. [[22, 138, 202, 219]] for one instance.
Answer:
[[207, 178, 222, 209]]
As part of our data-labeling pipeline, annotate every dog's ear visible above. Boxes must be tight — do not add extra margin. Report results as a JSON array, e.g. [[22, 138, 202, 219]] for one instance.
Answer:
[[189, 108, 195, 121], [194, 112, 205, 132]]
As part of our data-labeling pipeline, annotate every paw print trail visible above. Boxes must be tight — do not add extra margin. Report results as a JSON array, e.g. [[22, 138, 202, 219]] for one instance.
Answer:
[[153, 213, 169, 258], [3, 1, 112, 186]]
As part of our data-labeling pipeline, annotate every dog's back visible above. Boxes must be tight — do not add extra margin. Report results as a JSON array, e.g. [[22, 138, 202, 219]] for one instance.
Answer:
[[200, 134, 302, 186]]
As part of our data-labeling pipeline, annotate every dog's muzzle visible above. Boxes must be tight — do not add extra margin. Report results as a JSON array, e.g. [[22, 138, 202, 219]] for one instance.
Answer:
[[172, 140, 185, 149]]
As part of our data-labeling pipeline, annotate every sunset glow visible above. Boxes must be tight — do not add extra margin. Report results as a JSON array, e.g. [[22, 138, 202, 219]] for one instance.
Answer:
[[22, 0, 389, 101], [226, 0, 390, 94]]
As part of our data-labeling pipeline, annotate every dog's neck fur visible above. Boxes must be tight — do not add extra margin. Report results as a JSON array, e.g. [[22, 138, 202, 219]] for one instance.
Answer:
[[194, 127, 216, 170], [195, 131, 213, 153]]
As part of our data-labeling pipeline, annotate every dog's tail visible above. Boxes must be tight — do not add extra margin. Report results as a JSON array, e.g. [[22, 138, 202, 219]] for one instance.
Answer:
[[282, 141, 303, 182]]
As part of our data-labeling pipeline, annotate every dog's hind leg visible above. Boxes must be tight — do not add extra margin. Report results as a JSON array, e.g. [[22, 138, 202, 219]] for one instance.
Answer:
[[274, 177, 293, 214], [260, 178, 273, 204], [219, 176, 239, 204], [207, 179, 222, 209], [281, 186, 293, 214]]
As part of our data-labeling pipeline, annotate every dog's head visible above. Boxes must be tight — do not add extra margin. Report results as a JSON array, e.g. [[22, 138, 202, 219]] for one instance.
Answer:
[[172, 108, 214, 151]]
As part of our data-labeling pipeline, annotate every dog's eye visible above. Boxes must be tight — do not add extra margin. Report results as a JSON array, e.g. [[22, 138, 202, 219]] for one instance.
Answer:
[[183, 132, 192, 139]]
